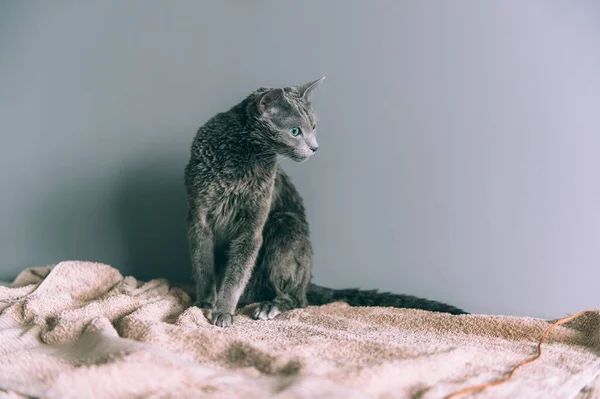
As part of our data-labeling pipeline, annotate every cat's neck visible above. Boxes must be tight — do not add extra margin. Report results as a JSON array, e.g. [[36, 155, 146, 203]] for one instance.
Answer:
[[236, 104, 278, 167], [217, 131, 276, 171], [246, 147, 278, 172], [206, 98, 277, 170]]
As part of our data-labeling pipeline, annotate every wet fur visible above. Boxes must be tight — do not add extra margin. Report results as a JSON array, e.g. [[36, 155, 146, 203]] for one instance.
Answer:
[[185, 79, 466, 327]]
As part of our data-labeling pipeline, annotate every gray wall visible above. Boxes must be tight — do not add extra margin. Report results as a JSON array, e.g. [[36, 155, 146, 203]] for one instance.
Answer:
[[1, 1, 599, 318]]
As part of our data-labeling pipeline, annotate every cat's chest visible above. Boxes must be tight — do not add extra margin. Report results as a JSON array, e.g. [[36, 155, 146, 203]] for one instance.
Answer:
[[209, 168, 275, 233]]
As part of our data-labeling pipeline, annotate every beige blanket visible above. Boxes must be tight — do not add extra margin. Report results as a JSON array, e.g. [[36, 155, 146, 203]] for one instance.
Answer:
[[0, 261, 598, 399]]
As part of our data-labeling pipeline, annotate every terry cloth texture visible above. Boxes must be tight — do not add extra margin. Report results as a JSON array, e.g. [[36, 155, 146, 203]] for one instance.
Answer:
[[0, 261, 598, 398]]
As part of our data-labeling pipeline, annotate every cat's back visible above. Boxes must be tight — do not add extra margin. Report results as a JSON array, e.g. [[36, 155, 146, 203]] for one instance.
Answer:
[[189, 106, 243, 160], [185, 103, 246, 189], [185, 100, 277, 228]]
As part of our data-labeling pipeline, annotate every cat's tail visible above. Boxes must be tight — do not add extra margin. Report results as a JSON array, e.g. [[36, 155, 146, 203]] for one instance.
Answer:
[[306, 284, 467, 315]]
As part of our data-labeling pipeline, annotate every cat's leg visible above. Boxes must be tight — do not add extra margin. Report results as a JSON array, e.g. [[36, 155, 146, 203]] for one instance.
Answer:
[[188, 207, 216, 309], [253, 213, 311, 321], [212, 208, 267, 327]]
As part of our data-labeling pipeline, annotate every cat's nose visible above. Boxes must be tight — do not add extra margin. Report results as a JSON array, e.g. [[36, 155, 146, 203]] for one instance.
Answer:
[[310, 146, 319, 153]]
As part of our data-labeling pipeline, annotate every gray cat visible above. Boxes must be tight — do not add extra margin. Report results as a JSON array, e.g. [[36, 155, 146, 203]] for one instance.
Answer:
[[184, 78, 466, 327]]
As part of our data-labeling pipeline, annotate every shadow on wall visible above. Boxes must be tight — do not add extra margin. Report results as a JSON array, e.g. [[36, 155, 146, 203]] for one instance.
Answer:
[[114, 150, 192, 283], [32, 147, 192, 284]]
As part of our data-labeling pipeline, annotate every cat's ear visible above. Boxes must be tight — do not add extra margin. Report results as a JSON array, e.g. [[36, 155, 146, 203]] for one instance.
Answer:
[[257, 88, 286, 116], [296, 77, 325, 100]]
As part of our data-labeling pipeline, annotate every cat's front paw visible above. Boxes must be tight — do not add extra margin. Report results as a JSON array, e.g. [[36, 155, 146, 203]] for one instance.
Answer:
[[253, 302, 281, 320], [211, 312, 235, 327]]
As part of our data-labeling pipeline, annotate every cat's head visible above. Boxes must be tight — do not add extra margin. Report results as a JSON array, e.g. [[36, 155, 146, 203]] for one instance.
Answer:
[[254, 77, 324, 162]]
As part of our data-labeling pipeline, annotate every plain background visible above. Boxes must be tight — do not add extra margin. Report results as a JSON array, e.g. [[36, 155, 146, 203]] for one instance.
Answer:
[[1, 1, 599, 318]]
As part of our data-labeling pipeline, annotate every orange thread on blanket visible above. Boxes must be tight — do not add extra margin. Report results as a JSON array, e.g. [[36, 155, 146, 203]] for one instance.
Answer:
[[444, 309, 596, 399]]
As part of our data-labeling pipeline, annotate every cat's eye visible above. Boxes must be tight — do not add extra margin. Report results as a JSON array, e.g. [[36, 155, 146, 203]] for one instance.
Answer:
[[312, 123, 316, 130], [289, 127, 301, 137]]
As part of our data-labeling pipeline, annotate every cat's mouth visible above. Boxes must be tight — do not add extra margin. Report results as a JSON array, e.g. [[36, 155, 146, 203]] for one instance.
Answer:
[[285, 150, 313, 163]]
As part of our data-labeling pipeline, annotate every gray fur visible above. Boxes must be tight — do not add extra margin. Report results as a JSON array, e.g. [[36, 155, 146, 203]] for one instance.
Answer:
[[185, 78, 465, 327]]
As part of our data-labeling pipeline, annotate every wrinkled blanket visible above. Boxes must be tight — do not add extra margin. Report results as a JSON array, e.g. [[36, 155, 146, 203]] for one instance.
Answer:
[[0, 261, 598, 399]]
